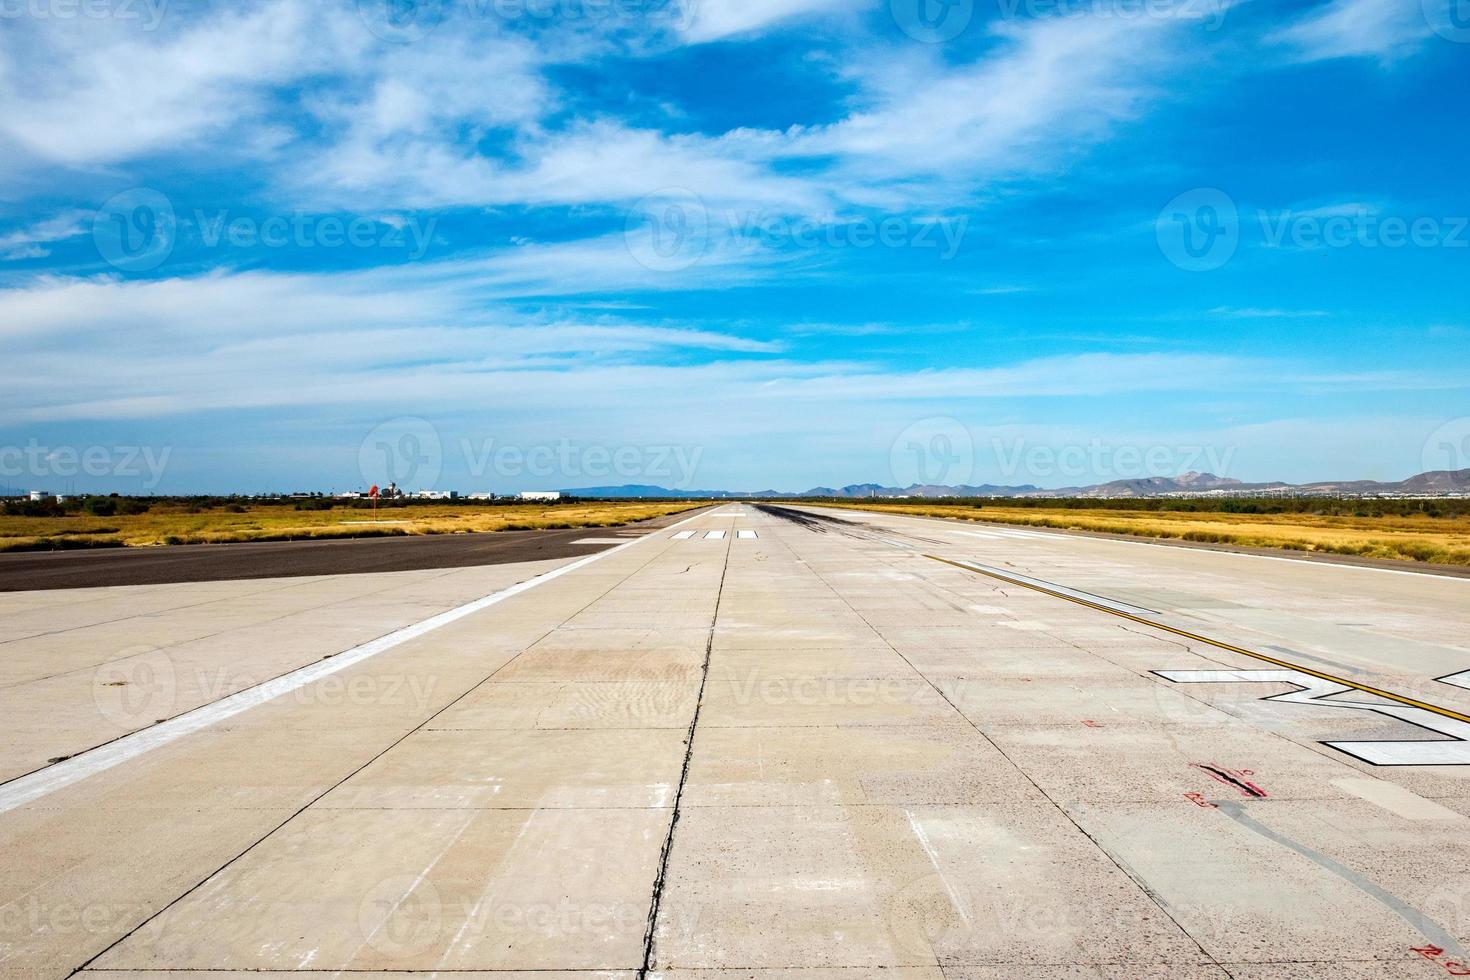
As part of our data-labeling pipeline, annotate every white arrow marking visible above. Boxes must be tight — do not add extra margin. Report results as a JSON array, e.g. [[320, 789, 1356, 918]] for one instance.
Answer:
[[1156, 667, 1470, 766]]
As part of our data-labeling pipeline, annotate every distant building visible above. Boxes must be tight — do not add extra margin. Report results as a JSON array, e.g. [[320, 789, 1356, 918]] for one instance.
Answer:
[[29, 491, 47, 502], [466, 493, 496, 501], [519, 491, 562, 501], [409, 490, 459, 500]]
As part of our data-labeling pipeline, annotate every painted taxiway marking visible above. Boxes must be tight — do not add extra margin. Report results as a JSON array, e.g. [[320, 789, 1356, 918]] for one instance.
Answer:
[[705, 530, 727, 540], [0, 512, 706, 814], [927, 555, 1470, 729], [1158, 668, 1470, 766], [1441, 670, 1470, 691], [737, 530, 758, 540]]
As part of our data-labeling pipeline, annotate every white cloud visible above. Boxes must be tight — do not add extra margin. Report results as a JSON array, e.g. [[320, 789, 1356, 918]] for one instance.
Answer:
[[291, 9, 1187, 220], [678, 0, 852, 43], [0, 264, 1430, 426], [0, 0, 1198, 230], [0, 2, 335, 167], [1208, 306, 1331, 318], [1271, 0, 1431, 62], [298, 120, 823, 212], [749, 13, 1177, 197], [0, 209, 91, 259]]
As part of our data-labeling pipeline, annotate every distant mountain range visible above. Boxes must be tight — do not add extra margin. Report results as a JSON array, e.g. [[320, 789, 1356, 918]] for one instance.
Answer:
[[564, 468, 1470, 500]]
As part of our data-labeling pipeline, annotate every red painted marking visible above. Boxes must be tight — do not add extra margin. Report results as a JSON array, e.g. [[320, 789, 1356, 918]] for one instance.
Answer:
[[1184, 792, 1217, 809], [1082, 720, 1103, 729], [1191, 763, 1268, 799], [1411, 945, 1470, 975]]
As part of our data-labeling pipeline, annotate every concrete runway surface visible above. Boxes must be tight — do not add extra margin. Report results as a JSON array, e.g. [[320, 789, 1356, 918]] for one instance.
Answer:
[[3, 502, 1470, 979]]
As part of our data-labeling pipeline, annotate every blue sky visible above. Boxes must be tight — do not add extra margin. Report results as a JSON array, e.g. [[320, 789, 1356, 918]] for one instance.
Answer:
[[1, 0, 1467, 494]]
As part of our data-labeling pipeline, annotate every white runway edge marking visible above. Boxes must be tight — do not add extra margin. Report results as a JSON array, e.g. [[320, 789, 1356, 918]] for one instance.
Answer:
[[737, 530, 758, 540], [0, 511, 706, 814], [705, 530, 727, 540]]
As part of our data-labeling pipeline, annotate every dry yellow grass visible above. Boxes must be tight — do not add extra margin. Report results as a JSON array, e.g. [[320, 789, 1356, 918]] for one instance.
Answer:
[[0, 501, 703, 552], [813, 502, 1470, 567]]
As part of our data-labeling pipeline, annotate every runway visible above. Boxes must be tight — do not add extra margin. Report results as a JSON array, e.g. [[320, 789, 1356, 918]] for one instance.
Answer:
[[3, 502, 1469, 978]]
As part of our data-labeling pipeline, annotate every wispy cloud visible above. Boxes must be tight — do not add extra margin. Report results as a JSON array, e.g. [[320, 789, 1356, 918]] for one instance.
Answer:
[[0, 209, 91, 259], [1, 264, 1445, 425], [0, 2, 332, 168], [1270, 0, 1432, 62], [766, 14, 1180, 193], [678, 0, 853, 43], [1208, 306, 1331, 319]]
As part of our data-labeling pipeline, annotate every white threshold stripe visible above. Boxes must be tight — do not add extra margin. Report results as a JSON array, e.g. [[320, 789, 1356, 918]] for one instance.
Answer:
[[737, 530, 758, 539], [672, 531, 696, 540], [705, 530, 727, 540], [0, 511, 704, 814]]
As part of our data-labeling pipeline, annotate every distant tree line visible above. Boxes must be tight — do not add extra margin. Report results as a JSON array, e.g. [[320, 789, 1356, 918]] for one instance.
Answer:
[[0, 494, 613, 518], [792, 496, 1470, 519]]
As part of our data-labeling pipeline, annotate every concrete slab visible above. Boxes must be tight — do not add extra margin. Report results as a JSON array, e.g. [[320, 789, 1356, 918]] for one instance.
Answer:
[[650, 804, 1204, 969], [700, 675, 963, 729], [938, 675, 1237, 727], [1072, 800, 1470, 962], [428, 680, 699, 730], [983, 721, 1364, 803], [682, 725, 1044, 806], [97, 807, 666, 972], [318, 728, 686, 809], [707, 646, 922, 680]]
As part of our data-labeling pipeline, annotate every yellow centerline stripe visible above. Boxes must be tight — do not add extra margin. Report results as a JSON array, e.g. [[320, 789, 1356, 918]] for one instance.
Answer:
[[925, 554, 1470, 726]]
